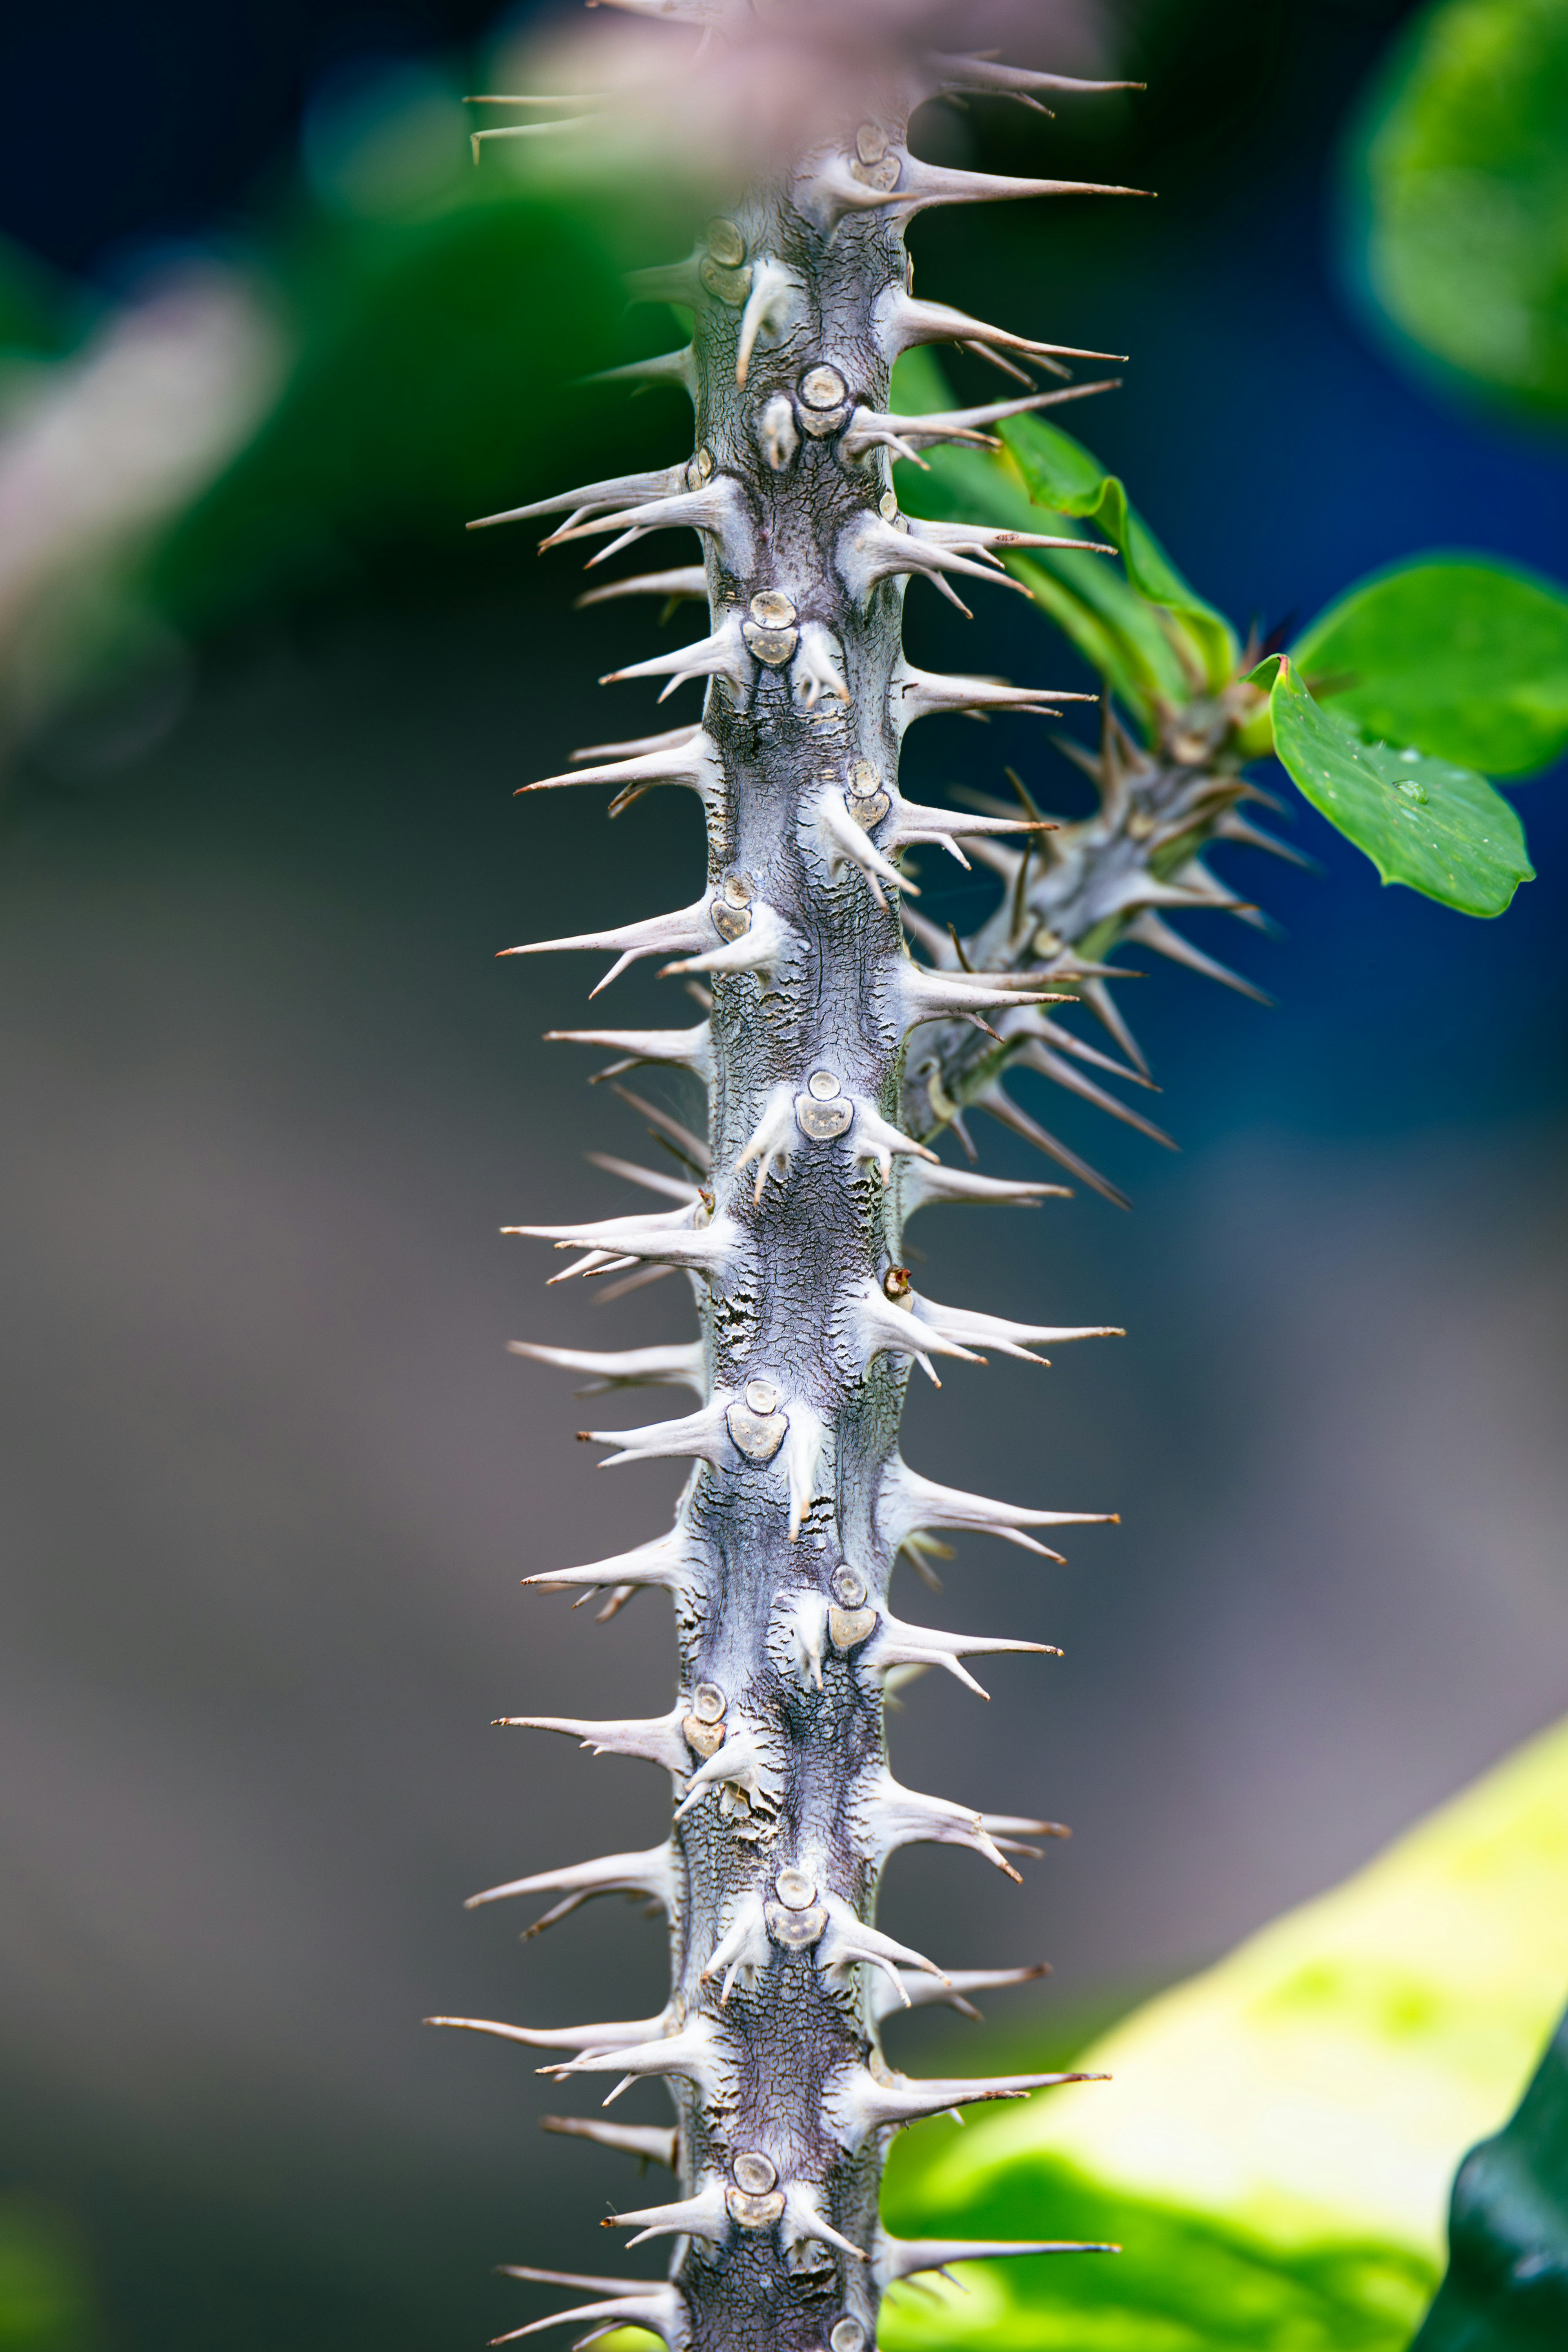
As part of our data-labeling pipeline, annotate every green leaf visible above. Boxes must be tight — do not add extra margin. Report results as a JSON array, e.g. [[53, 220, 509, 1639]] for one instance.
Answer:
[[882, 1713, 1568, 2352], [1414, 2006, 1568, 2351], [1347, 0, 1568, 423], [1000, 410, 1239, 692], [1254, 653, 1533, 916], [1293, 555, 1568, 778]]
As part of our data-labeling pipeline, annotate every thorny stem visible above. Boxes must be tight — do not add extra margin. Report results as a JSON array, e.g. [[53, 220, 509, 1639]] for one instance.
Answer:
[[443, 31, 1279, 2352]]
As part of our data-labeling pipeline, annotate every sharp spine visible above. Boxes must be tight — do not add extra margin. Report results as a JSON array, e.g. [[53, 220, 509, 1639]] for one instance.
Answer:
[[537, 2118, 679, 2168]]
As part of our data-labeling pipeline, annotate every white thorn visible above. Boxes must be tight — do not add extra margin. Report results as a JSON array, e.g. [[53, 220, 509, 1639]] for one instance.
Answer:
[[521, 727, 721, 804], [606, 2182, 729, 2249], [545, 1020, 712, 1082], [423, 2010, 668, 2055], [673, 1725, 768, 1820], [849, 1102, 940, 1184], [869, 1962, 1051, 2025], [735, 1085, 797, 1204], [487, 2288, 684, 2348], [817, 1895, 949, 2003], [699, 1894, 771, 1998], [734, 255, 804, 386], [832, 2061, 1105, 2137], [854, 1280, 987, 1374], [896, 1160, 1070, 1214], [856, 1767, 1024, 1879], [521, 1527, 693, 1602], [576, 563, 707, 608], [601, 615, 751, 699], [878, 2234, 1116, 2283], [468, 462, 686, 532], [491, 1706, 692, 1776], [499, 895, 713, 996], [781, 2183, 869, 2263], [792, 621, 850, 707], [463, 1843, 674, 1915], [881, 1458, 1116, 1558], [661, 896, 795, 984], [899, 961, 1050, 1034], [582, 1154, 702, 1206], [548, 2018, 717, 2102], [814, 787, 909, 908], [506, 1207, 730, 1277], [580, 1396, 732, 1470], [782, 1406, 828, 1541], [537, 2120, 679, 2169]]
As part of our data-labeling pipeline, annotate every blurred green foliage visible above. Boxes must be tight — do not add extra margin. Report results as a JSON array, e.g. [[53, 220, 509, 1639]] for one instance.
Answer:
[[1348, 0, 1568, 423], [0, 2202, 98, 2352], [882, 1716, 1568, 2352], [145, 190, 631, 637]]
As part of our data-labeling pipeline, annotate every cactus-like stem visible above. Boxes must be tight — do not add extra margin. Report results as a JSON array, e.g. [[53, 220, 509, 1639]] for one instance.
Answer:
[[451, 26, 1274, 2352], [900, 700, 1282, 1196]]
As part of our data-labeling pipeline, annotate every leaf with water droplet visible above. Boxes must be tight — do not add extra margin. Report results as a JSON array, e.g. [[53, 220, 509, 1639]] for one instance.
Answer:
[[1251, 655, 1534, 917]]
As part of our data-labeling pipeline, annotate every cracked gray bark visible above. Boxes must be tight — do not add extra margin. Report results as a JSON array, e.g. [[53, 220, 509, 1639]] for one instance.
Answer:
[[432, 24, 1279, 2352]]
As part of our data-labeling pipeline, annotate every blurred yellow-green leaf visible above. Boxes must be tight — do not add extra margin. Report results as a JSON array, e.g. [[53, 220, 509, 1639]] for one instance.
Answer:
[[882, 1713, 1568, 2352]]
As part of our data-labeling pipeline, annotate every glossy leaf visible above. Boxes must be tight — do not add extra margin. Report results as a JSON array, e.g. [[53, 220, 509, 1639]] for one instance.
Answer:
[[1294, 555, 1568, 778], [1347, 0, 1568, 423], [1254, 654, 1533, 916], [883, 1713, 1568, 2352], [1414, 2005, 1568, 2351], [1000, 409, 1239, 692]]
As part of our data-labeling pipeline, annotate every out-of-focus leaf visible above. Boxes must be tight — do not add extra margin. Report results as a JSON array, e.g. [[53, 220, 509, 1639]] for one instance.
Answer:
[[0, 238, 77, 368], [1000, 409, 1239, 692], [0, 2200, 98, 2352], [889, 352, 1194, 731], [1348, 0, 1568, 423], [1294, 555, 1568, 777], [146, 192, 630, 635], [1252, 654, 1533, 915], [1414, 2005, 1568, 2351], [882, 1714, 1568, 2352]]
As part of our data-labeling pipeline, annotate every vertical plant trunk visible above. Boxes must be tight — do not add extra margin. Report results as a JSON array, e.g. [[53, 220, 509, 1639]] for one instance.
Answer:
[[428, 32, 1263, 2352]]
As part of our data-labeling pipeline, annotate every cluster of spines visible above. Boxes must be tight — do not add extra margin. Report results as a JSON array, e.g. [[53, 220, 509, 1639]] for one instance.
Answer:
[[440, 16, 1275, 2352]]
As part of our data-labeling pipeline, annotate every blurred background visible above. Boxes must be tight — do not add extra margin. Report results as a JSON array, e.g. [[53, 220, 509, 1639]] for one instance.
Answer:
[[0, 2, 1565, 2349]]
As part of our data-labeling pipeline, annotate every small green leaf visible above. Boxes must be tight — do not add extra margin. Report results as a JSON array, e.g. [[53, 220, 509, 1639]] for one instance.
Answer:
[[1001, 410, 1239, 692], [883, 1713, 1568, 2352], [1293, 556, 1568, 778], [1254, 654, 1533, 916]]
